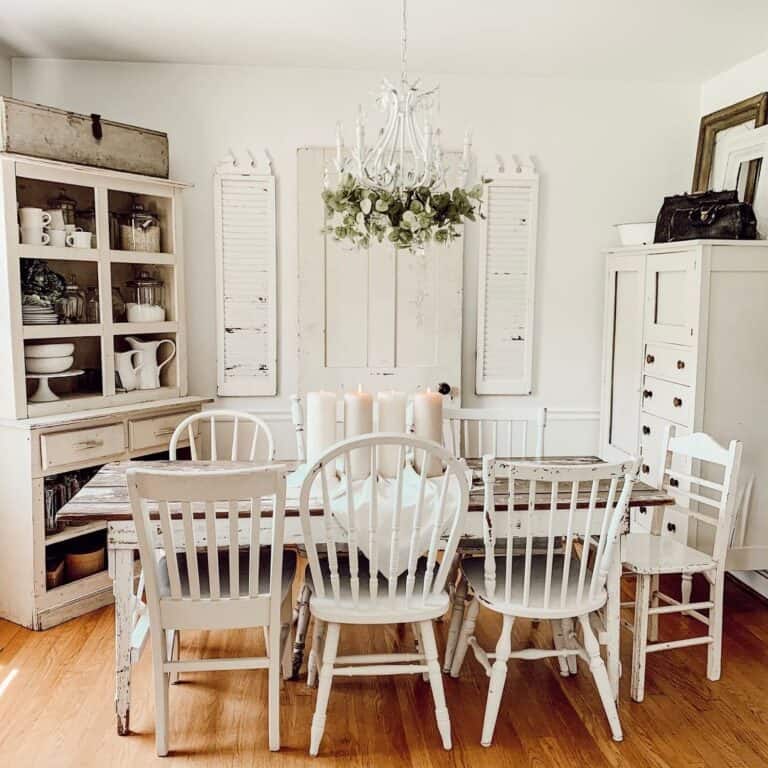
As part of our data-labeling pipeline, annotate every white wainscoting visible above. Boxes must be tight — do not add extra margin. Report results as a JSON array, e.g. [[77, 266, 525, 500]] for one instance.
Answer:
[[211, 406, 601, 462]]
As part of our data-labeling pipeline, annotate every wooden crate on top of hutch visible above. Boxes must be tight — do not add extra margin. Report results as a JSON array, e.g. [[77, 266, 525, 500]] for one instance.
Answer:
[[0, 153, 210, 629], [598, 239, 768, 580]]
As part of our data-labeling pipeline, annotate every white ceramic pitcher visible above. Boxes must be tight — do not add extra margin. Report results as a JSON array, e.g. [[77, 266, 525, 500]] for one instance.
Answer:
[[124, 336, 176, 390], [114, 349, 143, 392]]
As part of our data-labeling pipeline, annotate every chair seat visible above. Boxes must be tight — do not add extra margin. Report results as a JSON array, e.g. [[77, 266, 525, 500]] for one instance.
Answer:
[[306, 556, 449, 624], [462, 554, 607, 619], [158, 547, 297, 601], [621, 534, 715, 576]]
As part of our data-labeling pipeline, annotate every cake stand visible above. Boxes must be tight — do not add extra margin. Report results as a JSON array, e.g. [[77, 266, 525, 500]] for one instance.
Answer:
[[26, 369, 85, 403]]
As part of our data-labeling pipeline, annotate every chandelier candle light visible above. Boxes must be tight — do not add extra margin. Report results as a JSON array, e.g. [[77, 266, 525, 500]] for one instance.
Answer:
[[322, 0, 487, 250]]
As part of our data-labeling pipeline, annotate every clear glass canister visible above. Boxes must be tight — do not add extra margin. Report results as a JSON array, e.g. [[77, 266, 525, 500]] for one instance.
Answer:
[[126, 270, 165, 322], [48, 192, 77, 226], [55, 275, 86, 323], [119, 202, 161, 252]]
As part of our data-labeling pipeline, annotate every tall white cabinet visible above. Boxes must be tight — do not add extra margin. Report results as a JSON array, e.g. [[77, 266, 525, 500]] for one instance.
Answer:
[[599, 240, 768, 574]]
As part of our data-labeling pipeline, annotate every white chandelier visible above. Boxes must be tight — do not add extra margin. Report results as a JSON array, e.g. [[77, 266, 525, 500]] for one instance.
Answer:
[[333, 0, 472, 193]]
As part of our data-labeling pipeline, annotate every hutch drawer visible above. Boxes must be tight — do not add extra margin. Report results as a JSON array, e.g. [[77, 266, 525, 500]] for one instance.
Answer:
[[643, 343, 694, 386], [129, 410, 199, 452], [641, 376, 691, 426], [41, 423, 126, 471]]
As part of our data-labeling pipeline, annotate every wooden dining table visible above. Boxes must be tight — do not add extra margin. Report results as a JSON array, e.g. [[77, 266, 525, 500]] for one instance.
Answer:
[[56, 455, 672, 736]]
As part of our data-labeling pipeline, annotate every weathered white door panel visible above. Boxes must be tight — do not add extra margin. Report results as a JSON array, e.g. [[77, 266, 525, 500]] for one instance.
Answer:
[[297, 147, 463, 399]]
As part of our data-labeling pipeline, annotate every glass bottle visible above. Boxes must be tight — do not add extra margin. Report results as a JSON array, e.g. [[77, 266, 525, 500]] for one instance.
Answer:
[[55, 275, 86, 323], [85, 287, 100, 323]]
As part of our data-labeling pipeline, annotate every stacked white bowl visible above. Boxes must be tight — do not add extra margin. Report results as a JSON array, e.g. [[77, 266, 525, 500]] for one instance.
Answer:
[[24, 342, 75, 374]]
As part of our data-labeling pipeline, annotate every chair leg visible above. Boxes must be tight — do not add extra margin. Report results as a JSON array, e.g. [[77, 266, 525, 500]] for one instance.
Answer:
[[562, 617, 579, 675], [578, 614, 623, 742], [292, 582, 312, 679], [551, 620, 571, 677], [707, 571, 725, 681], [307, 618, 326, 688], [481, 614, 514, 747], [166, 629, 180, 685], [681, 573, 693, 618], [309, 622, 340, 756], [649, 574, 660, 641], [450, 595, 479, 678], [631, 574, 651, 703], [443, 572, 468, 673], [411, 623, 428, 681], [268, 622, 282, 751], [152, 633, 170, 757], [419, 621, 452, 750]]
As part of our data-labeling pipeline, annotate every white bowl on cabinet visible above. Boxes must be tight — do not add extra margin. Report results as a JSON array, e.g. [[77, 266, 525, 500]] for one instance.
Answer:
[[25, 355, 74, 374], [24, 343, 75, 359]]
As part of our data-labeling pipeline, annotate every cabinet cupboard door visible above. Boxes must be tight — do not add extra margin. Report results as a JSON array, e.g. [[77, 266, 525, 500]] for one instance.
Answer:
[[645, 251, 700, 346], [600, 254, 645, 461]]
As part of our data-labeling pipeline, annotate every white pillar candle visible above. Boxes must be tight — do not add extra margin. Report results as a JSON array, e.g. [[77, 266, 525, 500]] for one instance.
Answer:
[[377, 390, 407, 478], [306, 391, 337, 465], [413, 389, 444, 476], [344, 385, 374, 479]]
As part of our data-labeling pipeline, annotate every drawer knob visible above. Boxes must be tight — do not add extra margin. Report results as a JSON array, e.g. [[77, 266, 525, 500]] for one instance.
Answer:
[[673, 397, 683, 407], [643, 390, 653, 399], [642, 425, 651, 435], [646, 354, 655, 364], [642, 464, 650, 474], [667, 522, 677, 533], [639, 506, 647, 514], [677, 360, 685, 370], [670, 477, 679, 488]]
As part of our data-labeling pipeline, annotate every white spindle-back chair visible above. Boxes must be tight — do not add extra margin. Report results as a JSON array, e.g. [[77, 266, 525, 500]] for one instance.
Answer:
[[622, 427, 742, 702], [298, 433, 469, 755], [170, 409, 275, 462], [451, 457, 637, 747], [443, 406, 547, 459], [128, 466, 294, 755]]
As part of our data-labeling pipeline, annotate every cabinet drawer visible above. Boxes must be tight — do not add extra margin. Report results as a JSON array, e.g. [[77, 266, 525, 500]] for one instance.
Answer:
[[661, 505, 690, 546], [643, 343, 693, 386], [639, 413, 690, 487], [41, 423, 126, 472], [641, 376, 692, 426], [129, 410, 199, 453]]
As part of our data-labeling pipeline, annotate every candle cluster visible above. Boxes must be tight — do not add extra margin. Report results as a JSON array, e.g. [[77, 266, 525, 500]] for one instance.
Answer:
[[304, 387, 444, 477]]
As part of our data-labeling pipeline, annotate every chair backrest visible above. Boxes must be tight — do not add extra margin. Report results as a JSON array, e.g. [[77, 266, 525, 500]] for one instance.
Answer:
[[298, 433, 469, 610], [658, 426, 742, 563], [443, 407, 547, 459], [481, 457, 637, 609], [169, 409, 275, 462], [127, 466, 287, 630]]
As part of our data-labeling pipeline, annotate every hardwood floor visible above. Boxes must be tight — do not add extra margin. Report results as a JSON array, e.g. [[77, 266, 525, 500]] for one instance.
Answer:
[[1, 575, 767, 767]]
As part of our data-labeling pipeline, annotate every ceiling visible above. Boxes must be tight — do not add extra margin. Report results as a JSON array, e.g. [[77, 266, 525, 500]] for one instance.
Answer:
[[2, 0, 768, 82]]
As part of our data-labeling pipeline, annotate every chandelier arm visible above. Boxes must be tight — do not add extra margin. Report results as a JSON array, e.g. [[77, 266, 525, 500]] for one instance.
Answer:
[[366, 93, 400, 186]]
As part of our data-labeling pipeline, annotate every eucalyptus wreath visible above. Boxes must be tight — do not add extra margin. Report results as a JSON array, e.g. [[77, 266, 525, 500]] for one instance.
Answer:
[[322, 173, 488, 250]]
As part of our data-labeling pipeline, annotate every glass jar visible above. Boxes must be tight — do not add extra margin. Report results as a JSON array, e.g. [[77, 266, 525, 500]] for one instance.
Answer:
[[85, 287, 100, 323], [118, 202, 161, 252], [55, 275, 85, 323], [76, 207, 96, 240], [126, 270, 165, 322], [48, 191, 77, 226], [111, 286, 126, 322]]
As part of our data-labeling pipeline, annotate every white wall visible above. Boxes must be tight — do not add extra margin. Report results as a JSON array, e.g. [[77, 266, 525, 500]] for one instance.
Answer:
[[701, 48, 768, 114], [12, 59, 698, 456], [0, 53, 11, 95]]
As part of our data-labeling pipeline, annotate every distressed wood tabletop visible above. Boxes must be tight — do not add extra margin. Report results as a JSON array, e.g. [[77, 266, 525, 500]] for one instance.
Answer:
[[56, 456, 671, 522]]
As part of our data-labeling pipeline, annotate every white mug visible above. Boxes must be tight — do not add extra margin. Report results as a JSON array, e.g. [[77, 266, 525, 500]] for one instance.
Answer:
[[66, 231, 92, 248], [48, 229, 67, 248], [21, 227, 50, 245], [45, 209, 66, 230], [19, 207, 51, 228]]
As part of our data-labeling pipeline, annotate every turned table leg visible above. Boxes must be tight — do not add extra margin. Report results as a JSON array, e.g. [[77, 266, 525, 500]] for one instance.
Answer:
[[113, 548, 135, 735], [291, 582, 312, 679]]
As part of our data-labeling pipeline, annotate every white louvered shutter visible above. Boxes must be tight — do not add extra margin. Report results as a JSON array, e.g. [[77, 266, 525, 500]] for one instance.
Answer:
[[214, 155, 277, 396], [475, 165, 539, 394]]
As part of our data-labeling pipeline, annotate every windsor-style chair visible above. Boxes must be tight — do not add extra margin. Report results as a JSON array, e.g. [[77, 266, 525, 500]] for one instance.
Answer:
[[169, 409, 275, 462], [127, 466, 295, 755], [298, 433, 469, 755], [451, 457, 637, 746], [441, 406, 549, 673], [622, 427, 742, 702]]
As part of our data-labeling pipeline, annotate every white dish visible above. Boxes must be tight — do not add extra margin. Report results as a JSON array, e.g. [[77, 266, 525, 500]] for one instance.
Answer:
[[24, 342, 75, 358], [24, 355, 74, 374], [615, 222, 656, 246]]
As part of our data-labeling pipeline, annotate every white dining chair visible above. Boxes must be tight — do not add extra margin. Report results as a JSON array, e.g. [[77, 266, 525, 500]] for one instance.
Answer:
[[127, 465, 295, 755], [298, 433, 469, 755], [441, 406, 547, 673], [169, 409, 275, 462], [622, 427, 742, 702], [450, 456, 637, 746]]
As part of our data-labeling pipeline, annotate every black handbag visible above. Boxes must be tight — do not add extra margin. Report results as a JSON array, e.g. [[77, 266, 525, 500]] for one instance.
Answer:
[[654, 190, 757, 243]]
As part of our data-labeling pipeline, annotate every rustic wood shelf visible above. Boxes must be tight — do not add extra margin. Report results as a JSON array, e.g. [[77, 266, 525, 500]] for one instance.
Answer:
[[45, 520, 107, 545]]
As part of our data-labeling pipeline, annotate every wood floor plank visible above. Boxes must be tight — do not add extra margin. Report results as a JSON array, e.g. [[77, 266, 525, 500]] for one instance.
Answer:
[[0, 576, 766, 766]]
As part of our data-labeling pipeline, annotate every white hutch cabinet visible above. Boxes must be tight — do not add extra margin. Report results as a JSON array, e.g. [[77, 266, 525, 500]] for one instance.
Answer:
[[0, 154, 208, 629], [599, 240, 768, 574]]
